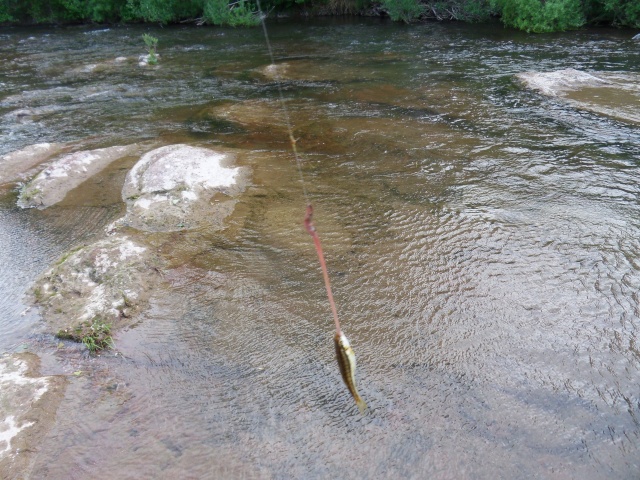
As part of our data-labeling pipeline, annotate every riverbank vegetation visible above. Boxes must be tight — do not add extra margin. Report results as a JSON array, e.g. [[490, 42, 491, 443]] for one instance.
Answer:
[[0, 0, 638, 32]]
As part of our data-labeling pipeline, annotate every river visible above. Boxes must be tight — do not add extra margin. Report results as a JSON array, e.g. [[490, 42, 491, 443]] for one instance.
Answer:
[[1, 19, 639, 479]]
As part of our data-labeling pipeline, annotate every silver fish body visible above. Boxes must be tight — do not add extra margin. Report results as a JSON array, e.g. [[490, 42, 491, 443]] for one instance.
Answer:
[[334, 332, 367, 413]]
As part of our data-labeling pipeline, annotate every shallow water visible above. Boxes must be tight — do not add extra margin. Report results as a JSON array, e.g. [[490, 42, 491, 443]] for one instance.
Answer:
[[1, 20, 639, 479]]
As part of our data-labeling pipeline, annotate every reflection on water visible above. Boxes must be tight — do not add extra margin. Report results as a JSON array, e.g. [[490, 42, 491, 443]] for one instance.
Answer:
[[1, 20, 639, 479]]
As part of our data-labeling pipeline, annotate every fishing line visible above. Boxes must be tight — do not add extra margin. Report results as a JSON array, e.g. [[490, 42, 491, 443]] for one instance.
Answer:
[[254, 10, 368, 412], [256, 0, 308, 205], [255, 1, 343, 335]]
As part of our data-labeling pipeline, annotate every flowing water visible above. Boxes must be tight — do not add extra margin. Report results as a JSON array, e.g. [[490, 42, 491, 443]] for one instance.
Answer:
[[1, 20, 639, 479]]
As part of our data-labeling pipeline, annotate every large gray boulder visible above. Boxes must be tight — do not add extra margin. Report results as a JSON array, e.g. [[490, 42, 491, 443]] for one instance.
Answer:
[[18, 144, 142, 209], [33, 236, 161, 331], [33, 235, 163, 336], [119, 144, 249, 232]]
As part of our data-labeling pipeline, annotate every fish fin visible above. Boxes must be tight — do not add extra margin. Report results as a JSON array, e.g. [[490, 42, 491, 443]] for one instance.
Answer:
[[356, 397, 368, 414]]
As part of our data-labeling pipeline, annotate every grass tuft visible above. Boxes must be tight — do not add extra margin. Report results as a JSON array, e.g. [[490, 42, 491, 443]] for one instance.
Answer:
[[56, 318, 115, 354]]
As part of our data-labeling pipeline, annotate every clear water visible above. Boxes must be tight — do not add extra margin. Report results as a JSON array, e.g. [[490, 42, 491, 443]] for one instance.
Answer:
[[1, 20, 639, 479]]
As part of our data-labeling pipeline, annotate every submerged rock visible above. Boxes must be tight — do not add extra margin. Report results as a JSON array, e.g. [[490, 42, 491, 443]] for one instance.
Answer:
[[516, 68, 610, 96], [0, 353, 66, 478], [206, 100, 288, 128], [17, 144, 142, 209], [119, 144, 249, 232], [260, 62, 290, 81], [3, 105, 67, 123], [256, 58, 367, 83], [67, 57, 136, 75], [517, 69, 640, 125], [0, 143, 68, 186], [32, 235, 163, 336]]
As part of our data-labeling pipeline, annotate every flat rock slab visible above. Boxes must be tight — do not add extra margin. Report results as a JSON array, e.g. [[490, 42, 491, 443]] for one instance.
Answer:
[[120, 144, 249, 232], [0, 143, 69, 186], [517, 69, 640, 125], [0, 353, 66, 479], [206, 100, 288, 128], [33, 235, 163, 335], [3, 105, 68, 124], [257, 59, 370, 83], [516, 68, 610, 96], [18, 144, 142, 209], [68, 56, 137, 75]]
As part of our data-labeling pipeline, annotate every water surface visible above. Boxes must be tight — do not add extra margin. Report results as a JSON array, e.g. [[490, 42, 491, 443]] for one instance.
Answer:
[[1, 20, 639, 479]]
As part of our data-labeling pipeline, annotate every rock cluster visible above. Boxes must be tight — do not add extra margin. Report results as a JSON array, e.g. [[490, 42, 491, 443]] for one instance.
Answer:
[[5, 141, 251, 348]]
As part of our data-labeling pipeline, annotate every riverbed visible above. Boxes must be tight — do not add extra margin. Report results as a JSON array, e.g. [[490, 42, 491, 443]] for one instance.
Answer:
[[1, 20, 639, 479]]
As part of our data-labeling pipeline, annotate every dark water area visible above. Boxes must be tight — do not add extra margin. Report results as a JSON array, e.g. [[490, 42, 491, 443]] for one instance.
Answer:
[[1, 19, 639, 478]]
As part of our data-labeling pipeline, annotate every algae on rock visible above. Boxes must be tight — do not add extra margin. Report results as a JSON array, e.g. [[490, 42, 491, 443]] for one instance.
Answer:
[[32, 235, 164, 343]]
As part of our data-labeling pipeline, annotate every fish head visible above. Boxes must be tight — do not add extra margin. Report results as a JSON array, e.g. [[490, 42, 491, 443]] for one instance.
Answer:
[[335, 332, 351, 349]]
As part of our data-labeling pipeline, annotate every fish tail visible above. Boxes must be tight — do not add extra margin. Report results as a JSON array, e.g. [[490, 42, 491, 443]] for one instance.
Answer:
[[355, 396, 368, 414]]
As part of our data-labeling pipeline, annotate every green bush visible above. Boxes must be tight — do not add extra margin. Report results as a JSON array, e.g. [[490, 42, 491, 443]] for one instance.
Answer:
[[492, 0, 585, 32], [0, 0, 637, 29], [123, 0, 204, 23], [85, 0, 128, 22], [422, 0, 494, 21], [322, 0, 369, 15], [0, 3, 13, 22], [457, 0, 494, 21], [589, 0, 640, 27], [26, 0, 85, 23], [203, 0, 260, 26], [0, 0, 127, 23], [382, 0, 425, 23]]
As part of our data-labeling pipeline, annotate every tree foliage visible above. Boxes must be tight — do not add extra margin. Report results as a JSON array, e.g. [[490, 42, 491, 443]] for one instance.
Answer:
[[0, 0, 638, 30], [491, 0, 585, 32], [382, 0, 425, 23], [123, 0, 205, 23], [203, 0, 260, 26], [586, 0, 640, 27]]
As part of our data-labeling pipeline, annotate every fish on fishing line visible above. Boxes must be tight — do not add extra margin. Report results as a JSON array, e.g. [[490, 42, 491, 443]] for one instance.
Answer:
[[304, 205, 367, 412], [334, 331, 367, 413], [255, 4, 367, 411]]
